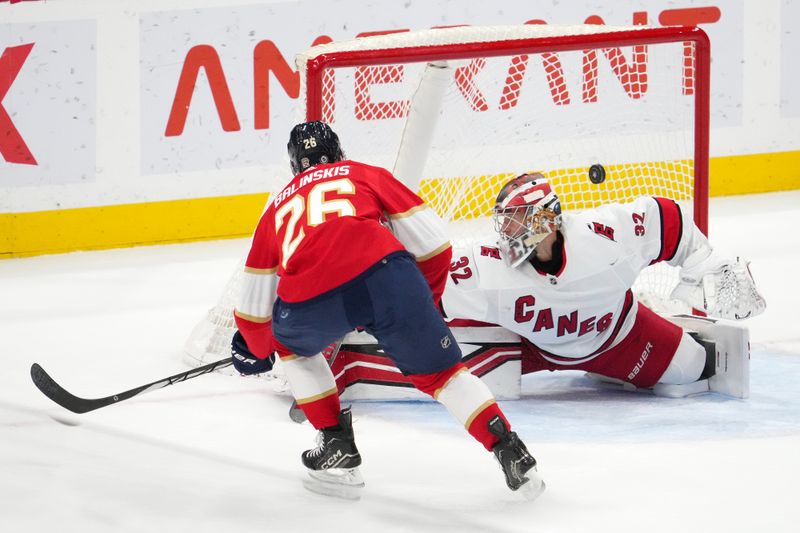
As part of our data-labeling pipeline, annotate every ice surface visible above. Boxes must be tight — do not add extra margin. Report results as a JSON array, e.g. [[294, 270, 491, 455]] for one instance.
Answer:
[[2, 192, 799, 533]]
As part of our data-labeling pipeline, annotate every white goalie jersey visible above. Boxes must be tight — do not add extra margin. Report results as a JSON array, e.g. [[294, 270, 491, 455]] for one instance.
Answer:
[[441, 197, 715, 361]]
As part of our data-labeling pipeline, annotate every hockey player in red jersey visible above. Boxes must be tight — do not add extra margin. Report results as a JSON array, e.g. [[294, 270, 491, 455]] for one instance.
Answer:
[[230, 121, 544, 497], [442, 172, 766, 398]]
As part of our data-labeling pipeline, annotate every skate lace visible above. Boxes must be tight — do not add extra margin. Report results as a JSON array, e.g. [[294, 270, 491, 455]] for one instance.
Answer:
[[307, 432, 327, 459]]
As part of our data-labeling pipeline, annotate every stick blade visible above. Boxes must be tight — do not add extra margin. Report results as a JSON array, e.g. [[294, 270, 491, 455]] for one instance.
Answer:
[[30, 363, 101, 414]]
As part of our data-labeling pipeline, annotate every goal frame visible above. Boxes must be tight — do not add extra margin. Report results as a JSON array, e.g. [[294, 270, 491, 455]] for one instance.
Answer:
[[181, 24, 713, 370], [300, 25, 711, 233]]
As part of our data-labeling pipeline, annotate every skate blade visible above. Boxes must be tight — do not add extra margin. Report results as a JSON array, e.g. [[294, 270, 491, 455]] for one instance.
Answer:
[[518, 471, 546, 502], [303, 467, 365, 501]]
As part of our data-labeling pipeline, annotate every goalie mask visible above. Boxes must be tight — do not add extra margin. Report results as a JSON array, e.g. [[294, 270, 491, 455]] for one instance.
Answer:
[[287, 121, 346, 175], [492, 173, 562, 268]]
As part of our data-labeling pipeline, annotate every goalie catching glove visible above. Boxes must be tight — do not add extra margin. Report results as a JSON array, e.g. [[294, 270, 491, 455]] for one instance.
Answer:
[[231, 330, 275, 375], [670, 247, 766, 320]]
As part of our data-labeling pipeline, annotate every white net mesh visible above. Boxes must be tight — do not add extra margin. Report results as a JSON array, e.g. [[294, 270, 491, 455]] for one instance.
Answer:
[[184, 24, 708, 367]]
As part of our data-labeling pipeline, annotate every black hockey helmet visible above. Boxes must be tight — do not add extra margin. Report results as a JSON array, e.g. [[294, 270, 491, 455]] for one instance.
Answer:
[[287, 121, 345, 175]]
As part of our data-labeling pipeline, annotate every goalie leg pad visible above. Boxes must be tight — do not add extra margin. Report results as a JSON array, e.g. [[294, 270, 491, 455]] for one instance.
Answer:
[[666, 315, 750, 399], [332, 326, 522, 401]]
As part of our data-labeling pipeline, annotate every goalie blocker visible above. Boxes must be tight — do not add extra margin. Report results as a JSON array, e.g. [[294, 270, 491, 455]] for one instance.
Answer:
[[294, 315, 748, 401]]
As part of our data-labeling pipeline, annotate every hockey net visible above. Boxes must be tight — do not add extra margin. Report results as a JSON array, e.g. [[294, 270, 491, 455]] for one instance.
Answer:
[[184, 24, 710, 368]]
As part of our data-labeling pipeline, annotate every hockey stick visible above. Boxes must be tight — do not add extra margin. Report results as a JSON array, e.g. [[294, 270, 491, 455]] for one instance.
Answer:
[[30, 357, 233, 414], [288, 339, 344, 424]]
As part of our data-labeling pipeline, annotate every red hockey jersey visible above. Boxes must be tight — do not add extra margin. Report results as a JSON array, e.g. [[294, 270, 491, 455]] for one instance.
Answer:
[[234, 160, 452, 358]]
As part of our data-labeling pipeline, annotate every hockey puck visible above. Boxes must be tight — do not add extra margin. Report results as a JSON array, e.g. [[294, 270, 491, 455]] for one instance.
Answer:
[[589, 164, 606, 184]]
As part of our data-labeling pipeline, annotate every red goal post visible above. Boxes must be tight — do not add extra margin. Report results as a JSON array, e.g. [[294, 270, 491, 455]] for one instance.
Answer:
[[297, 24, 709, 232]]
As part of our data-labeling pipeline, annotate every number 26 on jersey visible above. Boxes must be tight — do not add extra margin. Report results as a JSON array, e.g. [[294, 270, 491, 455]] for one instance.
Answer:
[[274, 178, 356, 267]]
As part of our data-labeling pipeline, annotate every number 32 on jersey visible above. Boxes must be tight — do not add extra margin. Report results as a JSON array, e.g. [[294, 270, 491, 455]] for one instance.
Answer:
[[450, 256, 473, 284], [274, 178, 356, 267]]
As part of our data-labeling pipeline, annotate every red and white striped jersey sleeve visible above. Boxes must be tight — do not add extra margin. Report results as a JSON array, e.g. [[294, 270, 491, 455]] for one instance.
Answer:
[[233, 205, 280, 359], [611, 196, 710, 270], [647, 196, 709, 267], [370, 168, 453, 302]]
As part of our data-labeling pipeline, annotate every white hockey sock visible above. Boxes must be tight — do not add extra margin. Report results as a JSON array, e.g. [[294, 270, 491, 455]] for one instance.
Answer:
[[280, 353, 338, 404], [434, 367, 497, 429]]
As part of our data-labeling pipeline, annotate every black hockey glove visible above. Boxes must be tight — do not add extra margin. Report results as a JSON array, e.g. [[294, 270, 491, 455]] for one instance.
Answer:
[[231, 330, 275, 375]]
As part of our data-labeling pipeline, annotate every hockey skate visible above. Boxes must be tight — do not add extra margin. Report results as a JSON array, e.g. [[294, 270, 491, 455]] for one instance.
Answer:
[[301, 407, 365, 500], [489, 416, 545, 500]]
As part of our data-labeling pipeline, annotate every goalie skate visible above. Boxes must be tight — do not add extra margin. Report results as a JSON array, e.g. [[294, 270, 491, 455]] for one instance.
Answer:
[[667, 315, 750, 399]]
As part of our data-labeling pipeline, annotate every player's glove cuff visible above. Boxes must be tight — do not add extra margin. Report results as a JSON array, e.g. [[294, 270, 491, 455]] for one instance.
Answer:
[[231, 330, 275, 375]]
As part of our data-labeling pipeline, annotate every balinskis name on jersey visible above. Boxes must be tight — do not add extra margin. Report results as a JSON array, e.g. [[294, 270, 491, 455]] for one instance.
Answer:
[[442, 196, 704, 364], [273, 165, 351, 208]]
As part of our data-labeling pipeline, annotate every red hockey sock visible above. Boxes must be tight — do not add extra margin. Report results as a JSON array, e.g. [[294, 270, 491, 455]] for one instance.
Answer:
[[276, 350, 341, 430], [298, 391, 341, 430], [467, 402, 508, 451]]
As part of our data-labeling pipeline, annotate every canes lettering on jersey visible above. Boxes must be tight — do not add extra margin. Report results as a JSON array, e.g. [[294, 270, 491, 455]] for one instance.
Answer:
[[513, 295, 615, 337]]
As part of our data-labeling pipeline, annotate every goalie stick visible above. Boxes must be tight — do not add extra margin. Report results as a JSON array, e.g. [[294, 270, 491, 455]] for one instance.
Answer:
[[30, 357, 232, 414]]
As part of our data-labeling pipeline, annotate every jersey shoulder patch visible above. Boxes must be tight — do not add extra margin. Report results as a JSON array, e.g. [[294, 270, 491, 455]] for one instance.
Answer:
[[570, 207, 628, 243], [477, 244, 503, 261]]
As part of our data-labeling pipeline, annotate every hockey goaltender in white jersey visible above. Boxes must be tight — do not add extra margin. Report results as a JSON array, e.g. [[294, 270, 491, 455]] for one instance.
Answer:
[[269, 173, 765, 403], [440, 173, 766, 398]]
